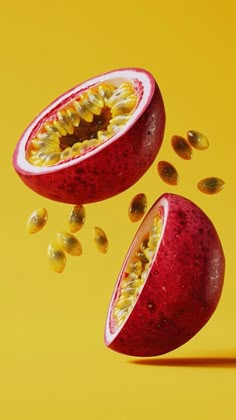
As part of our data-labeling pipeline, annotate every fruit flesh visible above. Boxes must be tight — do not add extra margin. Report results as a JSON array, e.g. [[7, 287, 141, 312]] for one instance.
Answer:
[[13, 68, 165, 205], [105, 193, 225, 357], [26, 81, 138, 167]]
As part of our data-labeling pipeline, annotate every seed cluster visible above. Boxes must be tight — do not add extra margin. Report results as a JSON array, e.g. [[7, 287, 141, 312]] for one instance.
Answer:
[[157, 129, 225, 194], [111, 212, 163, 331], [26, 204, 108, 273], [26, 81, 138, 167]]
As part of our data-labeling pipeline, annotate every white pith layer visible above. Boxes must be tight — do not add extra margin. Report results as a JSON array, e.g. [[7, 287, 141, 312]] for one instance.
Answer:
[[104, 196, 168, 345], [15, 69, 155, 175]]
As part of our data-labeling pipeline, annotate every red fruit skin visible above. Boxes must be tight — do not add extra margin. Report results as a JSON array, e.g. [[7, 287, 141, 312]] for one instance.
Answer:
[[13, 72, 165, 205], [105, 194, 225, 357]]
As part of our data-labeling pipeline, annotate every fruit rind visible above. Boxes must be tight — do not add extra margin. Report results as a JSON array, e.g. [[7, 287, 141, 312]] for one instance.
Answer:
[[105, 193, 225, 357]]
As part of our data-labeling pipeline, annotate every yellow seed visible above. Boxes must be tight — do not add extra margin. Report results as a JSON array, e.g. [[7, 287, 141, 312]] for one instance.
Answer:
[[80, 140, 91, 153], [26, 208, 48, 234], [119, 287, 138, 299], [56, 232, 82, 256], [66, 107, 81, 127], [60, 147, 72, 160], [197, 177, 225, 194], [108, 114, 131, 132], [108, 87, 133, 108], [121, 275, 140, 290], [93, 226, 108, 254], [97, 83, 116, 105], [148, 216, 163, 249], [112, 306, 130, 321], [31, 137, 60, 150], [116, 297, 134, 310], [126, 257, 142, 277], [171, 135, 193, 160], [86, 88, 104, 108], [36, 131, 59, 142], [97, 129, 114, 142], [53, 120, 67, 136], [71, 142, 83, 156], [68, 205, 86, 233], [111, 95, 137, 116], [57, 110, 74, 134], [43, 151, 61, 166], [44, 122, 62, 136], [48, 242, 66, 273], [143, 248, 155, 261], [128, 193, 147, 222], [116, 314, 129, 328], [73, 100, 93, 122], [80, 92, 102, 116], [30, 150, 48, 164], [187, 130, 209, 150], [157, 161, 179, 186]]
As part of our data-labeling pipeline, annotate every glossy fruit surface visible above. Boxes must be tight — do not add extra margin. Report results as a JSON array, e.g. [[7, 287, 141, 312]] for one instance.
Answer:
[[13, 68, 165, 205], [105, 193, 225, 357]]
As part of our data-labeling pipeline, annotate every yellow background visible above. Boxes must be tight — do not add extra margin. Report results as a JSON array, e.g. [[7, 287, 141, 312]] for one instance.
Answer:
[[1, 1, 235, 419]]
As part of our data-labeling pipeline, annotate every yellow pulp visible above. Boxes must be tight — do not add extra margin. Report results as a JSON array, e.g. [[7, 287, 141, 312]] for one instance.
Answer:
[[26, 81, 138, 166], [111, 212, 163, 331]]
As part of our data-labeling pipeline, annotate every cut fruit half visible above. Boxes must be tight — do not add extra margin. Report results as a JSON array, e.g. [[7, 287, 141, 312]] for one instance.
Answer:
[[105, 193, 225, 357], [13, 68, 165, 205]]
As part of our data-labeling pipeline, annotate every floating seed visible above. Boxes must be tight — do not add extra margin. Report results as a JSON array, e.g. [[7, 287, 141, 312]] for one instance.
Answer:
[[197, 177, 225, 194], [171, 135, 193, 160], [93, 226, 108, 254], [48, 243, 66, 273], [187, 130, 209, 150], [26, 208, 48, 234], [56, 232, 82, 256], [128, 193, 147, 222], [68, 205, 86, 233], [157, 161, 179, 185]]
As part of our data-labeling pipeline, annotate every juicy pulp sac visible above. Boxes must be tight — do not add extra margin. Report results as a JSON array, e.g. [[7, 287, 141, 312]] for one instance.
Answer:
[[26, 80, 140, 167], [110, 207, 164, 334]]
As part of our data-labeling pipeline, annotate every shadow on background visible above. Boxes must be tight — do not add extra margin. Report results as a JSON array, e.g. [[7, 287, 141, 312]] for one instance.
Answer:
[[129, 355, 236, 368]]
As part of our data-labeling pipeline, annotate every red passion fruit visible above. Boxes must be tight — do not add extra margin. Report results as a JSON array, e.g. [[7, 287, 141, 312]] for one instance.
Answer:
[[105, 193, 225, 357], [13, 68, 165, 205]]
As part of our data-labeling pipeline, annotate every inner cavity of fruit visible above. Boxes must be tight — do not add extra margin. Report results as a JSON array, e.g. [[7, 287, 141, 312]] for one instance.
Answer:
[[110, 209, 163, 332], [26, 81, 139, 167]]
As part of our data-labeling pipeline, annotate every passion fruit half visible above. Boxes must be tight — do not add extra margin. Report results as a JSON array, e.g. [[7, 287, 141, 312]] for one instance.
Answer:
[[105, 193, 225, 357], [13, 68, 165, 204]]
